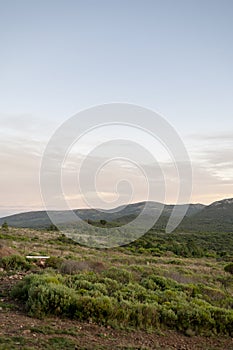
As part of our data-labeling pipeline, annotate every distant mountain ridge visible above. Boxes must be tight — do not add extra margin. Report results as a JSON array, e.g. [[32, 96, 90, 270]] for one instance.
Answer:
[[180, 198, 233, 232], [0, 198, 232, 232]]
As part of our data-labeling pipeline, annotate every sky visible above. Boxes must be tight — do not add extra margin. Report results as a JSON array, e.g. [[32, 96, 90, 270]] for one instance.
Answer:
[[0, 0, 233, 216]]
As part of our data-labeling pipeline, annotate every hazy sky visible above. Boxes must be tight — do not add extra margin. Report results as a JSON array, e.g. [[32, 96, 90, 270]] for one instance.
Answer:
[[0, 0, 233, 216]]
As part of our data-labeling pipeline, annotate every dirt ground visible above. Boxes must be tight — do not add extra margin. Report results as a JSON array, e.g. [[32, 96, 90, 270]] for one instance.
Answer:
[[1, 309, 233, 350]]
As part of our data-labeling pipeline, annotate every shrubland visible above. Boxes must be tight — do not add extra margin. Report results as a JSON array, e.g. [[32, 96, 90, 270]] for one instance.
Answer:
[[1, 226, 233, 337]]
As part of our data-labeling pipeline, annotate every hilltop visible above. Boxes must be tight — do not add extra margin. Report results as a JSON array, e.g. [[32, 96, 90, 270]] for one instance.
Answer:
[[1, 198, 232, 233]]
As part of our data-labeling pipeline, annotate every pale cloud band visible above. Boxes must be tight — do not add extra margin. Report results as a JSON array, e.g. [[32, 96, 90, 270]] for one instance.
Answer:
[[0, 112, 232, 219]]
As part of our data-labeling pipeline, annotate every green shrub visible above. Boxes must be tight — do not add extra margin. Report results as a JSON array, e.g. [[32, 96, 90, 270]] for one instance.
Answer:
[[11, 271, 233, 335], [75, 295, 114, 323], [100, 277, 120, 296], [210, 307, 233, 335], [1, 221, 9, 231], [0, 255, 31, 271], [224, 263, 233, 275], [117, 283, 157, 303], [45, 256, 64, 269], [174, 300, 215, 334], [160, 305, 178, 327], [12, 273, 63, 301], [100, 219, 107, 226], [141, 275, 181, 292], [48, 224, 59, 231], [102, 267, 132, 284], [114, 301, 160, 329], [27, 282, 77, 317]]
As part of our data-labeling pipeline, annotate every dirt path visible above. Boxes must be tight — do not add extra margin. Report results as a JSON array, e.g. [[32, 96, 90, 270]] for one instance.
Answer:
[[1, 307, 233, 349]]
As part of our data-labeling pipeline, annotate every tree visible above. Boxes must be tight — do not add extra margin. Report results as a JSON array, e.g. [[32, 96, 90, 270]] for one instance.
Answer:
[[100, 219, 107, 226], [1, 221, 9, 231], [48, 224, 59, 232]]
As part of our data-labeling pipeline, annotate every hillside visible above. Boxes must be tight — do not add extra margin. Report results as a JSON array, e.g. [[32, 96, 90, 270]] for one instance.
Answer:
[[0, 198, 232, 233], [0, 201, 205, 229], [181, 198, 233, 233]]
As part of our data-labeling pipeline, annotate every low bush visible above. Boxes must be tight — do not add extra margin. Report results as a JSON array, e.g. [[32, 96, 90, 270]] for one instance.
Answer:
[[11, 271, 233, 335], [60, 260, 105, 275], [45, 256, 64, 269], [0, 254, 32, 271], [102, 267, 133, 284], [60, 260, 90, 274]]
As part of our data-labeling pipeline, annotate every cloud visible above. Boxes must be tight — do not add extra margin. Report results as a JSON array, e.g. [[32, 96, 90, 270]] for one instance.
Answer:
[[187, 131, 233, 189], [191, 147, 233, 181], [0, 119, 233, 217], [201, 149, 233, 168], [0, 113, 58, 143], [189, 131, 233, 141]]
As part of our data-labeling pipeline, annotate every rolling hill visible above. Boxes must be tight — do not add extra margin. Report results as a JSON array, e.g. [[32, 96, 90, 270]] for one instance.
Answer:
[[0, 201, 205, 230], [0, 198, 232, 232]]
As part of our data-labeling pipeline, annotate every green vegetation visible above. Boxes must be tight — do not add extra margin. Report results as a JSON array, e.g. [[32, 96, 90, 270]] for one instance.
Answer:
[[12, 265, 233, 336], [0, 254, 32, 271], [1, 225, 233, 347], [0, 335, 77, 350], [224, 263, 233, 275], [1, 221, 9, 231], [48, 224, 59, 232], [128, 230, 233, 258]]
